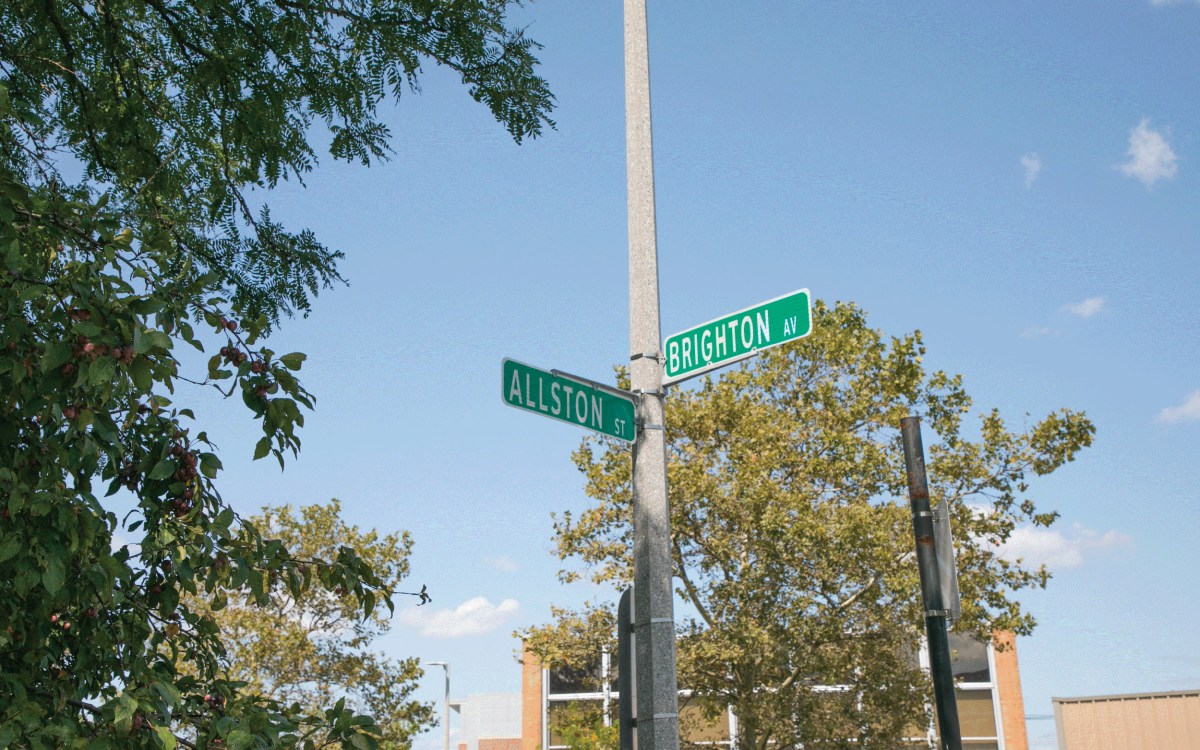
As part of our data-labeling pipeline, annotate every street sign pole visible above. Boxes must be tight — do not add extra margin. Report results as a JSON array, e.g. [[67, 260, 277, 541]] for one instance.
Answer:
[[900, 416, 963, 750], [624, 3, 681, 750]]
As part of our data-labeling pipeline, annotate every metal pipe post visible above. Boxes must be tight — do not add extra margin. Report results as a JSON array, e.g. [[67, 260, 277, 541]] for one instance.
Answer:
[[624, 3, 681, 750], [618, 588, 635, 750], [900, 417, 962, 750], [428, 662, 450, 750]]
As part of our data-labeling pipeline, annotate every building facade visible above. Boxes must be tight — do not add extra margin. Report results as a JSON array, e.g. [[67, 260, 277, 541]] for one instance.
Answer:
[[1052, 689, 1200, 750], [520, 632, 1028, 750]]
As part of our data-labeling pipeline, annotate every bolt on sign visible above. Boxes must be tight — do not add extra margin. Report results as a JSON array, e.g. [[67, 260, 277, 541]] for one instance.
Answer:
[[662, 288, 813, 385], [502, 358, 637, 443]]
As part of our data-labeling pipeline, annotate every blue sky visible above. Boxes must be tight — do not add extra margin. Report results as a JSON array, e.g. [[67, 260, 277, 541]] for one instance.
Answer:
[[179, 3, 1198, 749]]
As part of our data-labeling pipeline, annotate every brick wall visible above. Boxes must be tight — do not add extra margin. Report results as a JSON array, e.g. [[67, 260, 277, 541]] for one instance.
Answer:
[[521, 647, 543, 750], [993, 631, 1028, 750], [480, 739, 522, 750]]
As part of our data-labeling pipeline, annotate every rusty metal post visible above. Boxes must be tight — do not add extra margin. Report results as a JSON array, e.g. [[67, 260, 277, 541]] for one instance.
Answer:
[[900, 416, 963, 750]]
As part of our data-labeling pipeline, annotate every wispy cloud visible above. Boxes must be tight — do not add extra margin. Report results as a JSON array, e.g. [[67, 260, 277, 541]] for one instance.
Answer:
[[1157, 390, 1200, 424], [1062, 296, 1105, 318], [399, 596, 519, 638], [1120, 118, 1178, 186], [994, 523, 1131, 570], [485, 555, 519, 573], [1021, 153, 1042, 188], [1020, 326, 1054, 339]]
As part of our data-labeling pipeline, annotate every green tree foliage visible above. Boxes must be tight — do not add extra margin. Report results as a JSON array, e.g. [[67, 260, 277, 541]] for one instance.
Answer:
[[549, 703, 617, 750], [522, 301, 1094, 750], [181, 500, 433, 750], [0, 1, 552, 747]]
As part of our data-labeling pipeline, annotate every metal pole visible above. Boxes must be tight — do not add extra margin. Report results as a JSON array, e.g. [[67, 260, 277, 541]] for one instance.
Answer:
[[618, 588, 635, 750], [429, 662, 450, 750], [624, 4, 680, 750], [899, 417, 962, 750]]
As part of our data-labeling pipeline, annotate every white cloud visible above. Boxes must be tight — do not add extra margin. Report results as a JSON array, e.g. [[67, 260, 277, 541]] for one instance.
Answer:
[[994, 523, 1130, 570], [1021, 152, 1042, 188], [1119, 118, 1178, 186], [1157, 390, 1200, 424], [1020, 326, 1054, 339], [1061, 296, 1105, 318], [485, 555, 519, 572], [399, 596, 519, 638]]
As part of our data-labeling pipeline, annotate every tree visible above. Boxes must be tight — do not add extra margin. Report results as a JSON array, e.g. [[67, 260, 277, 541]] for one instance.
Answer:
[[522, 301, 1094, 750], [1, 1, 553, 747], [181, 500, 433, 750]]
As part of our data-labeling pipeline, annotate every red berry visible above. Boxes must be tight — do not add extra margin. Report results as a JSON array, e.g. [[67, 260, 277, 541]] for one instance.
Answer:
[[225, 320, 237, 332], [50, 614, 59, 623]]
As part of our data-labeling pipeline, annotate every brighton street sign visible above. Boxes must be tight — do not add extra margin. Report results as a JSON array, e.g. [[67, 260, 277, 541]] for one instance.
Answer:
[[662, 288, 812, 385], [502, 358, 637, 443]]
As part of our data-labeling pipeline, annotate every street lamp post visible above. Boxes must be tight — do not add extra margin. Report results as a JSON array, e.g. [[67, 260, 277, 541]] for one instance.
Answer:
[[428, 661, 450, 750]]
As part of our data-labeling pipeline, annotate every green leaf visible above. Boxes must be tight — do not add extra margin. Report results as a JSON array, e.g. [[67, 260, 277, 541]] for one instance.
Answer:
[[89, 355, 117, 386], [153, 726, 177, 750], [0, 534, 21, 562], [129, 357, 152, 391], [279, 352, 306, 370], [42, 556, 66, 594], [199, 453, 222, 479], [149, 459, 176, 480], [41, 341, 73, 372], [253, 436, 271, 460], [112, 694, 138, 731]]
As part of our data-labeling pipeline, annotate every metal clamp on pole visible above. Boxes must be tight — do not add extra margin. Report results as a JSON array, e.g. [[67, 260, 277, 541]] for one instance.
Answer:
[[630, 351, 662, 363], [924, 609, 951, 618], [633, 388, 667, 398], [550, 369, 637, 400]]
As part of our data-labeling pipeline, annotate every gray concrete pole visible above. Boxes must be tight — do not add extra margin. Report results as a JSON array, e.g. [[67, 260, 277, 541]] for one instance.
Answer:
[[624, 3, 681, 750]]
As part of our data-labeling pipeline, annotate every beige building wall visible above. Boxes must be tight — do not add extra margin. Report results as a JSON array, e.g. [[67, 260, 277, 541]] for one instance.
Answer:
[[1053, 690, 1200, 750]]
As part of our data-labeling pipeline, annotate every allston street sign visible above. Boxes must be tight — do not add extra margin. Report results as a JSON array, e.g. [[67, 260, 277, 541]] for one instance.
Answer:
[[502, 358, 637, 443], [663, 288, 812, 385]]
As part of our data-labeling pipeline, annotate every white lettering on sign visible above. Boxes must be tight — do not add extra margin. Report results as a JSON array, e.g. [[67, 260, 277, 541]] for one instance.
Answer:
[[508, 370, 523, 403], [562, 383, 575, 420], [551, 382, 562, 415], [783, 316, 797, 336]]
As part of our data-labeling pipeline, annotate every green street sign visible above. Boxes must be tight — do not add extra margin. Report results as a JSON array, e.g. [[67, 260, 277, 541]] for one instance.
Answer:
[[663, 288, 812, 385], [502, 358, 637, 443]]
